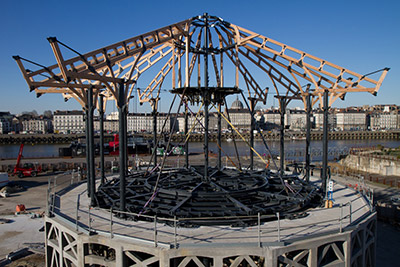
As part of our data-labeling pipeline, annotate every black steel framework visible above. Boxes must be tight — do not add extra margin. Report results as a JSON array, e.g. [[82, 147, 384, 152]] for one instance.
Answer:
[[95, 167, 321, 227]]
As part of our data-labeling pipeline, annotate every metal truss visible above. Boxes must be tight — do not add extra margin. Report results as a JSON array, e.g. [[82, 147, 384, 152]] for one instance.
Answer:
[[13, 14, 389, 110]]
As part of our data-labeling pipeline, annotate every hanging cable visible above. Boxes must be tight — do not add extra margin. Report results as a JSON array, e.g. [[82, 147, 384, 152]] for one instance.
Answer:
[[138, 188, 159, 217], [239, 92, 294, 191], [211, 102, 268, 166], [150, 88, 188, 195], [180, 99, 244, 172], [241, 92, 292, 189], [180, 99, 242, 171], [239, 91, 279, 170], [183, 101, 204, 144], [145, 93, 178, 175], [215, 142, 241, 170], [223, 98, 242, 170], [139, 92, 187, 215]]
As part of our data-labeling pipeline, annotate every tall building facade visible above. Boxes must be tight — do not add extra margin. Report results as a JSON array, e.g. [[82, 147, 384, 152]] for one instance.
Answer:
[[370, 112, 399, 130], [127, 113, 173, 133], [21, 118, 52, 134], [53, 110, 85, 134], [335, 110, 367, 131], [287, 109, 307, 130], [0, 112, 12, 134]]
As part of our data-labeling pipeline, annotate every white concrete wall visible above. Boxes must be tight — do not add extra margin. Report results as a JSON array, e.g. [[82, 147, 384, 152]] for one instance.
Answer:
[[341, 154, 400, 176]]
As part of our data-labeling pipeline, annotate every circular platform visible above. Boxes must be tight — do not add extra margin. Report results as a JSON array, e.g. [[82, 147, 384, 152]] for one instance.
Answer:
[[45, 173, 376, 266], [95, 167, 322, 227]]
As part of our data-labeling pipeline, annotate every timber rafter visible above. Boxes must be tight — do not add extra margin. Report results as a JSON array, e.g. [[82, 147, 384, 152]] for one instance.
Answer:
[[14, 14, 388, 110]]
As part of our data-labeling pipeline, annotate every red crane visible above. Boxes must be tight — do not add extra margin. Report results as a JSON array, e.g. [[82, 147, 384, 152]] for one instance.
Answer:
[[13, 144, 42, 178]]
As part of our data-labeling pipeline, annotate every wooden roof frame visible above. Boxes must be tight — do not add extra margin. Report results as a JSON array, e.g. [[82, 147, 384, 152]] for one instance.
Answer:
[[13, 14, 389, 111]]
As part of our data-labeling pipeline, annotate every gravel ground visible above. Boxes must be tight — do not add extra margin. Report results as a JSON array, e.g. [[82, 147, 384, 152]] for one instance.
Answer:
[[0, 214, 44, 259], [0, 171, 71, 265]]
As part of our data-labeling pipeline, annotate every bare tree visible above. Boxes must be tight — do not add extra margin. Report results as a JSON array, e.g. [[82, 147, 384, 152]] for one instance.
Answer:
[[21, 110, 39, 118], [43, 110, 53, 118]]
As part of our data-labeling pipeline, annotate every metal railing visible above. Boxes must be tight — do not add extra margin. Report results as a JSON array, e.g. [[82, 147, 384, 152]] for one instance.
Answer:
[[47, 170, 375, 249]]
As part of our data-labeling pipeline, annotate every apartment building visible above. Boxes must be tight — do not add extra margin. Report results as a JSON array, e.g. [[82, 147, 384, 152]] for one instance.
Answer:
[[263, 109, 281, 130], [53, 110, 85, 134], [0, 112, 12, 134], [370, 112, 399, 130], [94, 119, 119, 133], [127, 113, 173, 133], [21, 118, 52, 134], [287, 109, 307, 130], [335, 110, 367, 131], [313, 110, 336, 130]]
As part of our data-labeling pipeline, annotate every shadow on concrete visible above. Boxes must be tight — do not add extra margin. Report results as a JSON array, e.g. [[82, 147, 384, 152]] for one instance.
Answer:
[[377, 221, 400, 266], [8, 180, 47, 192]]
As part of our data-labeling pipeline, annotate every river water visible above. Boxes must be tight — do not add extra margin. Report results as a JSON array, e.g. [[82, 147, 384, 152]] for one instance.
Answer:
[[0, 139, 399, 161]]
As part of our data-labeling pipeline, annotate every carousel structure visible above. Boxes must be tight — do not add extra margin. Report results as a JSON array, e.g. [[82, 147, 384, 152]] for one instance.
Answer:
[[14, 14, 388, 267]]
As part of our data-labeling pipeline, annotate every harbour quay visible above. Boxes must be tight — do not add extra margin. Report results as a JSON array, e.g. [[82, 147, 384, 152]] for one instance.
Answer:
[[0, 130, 399, 145], [0, 134, 114, 145]]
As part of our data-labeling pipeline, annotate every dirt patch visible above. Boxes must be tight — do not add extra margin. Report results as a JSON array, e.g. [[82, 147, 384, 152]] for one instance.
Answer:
[[0, 231, 24, 240], [0, 209, 15, 216], [6, 253, 45, 267]]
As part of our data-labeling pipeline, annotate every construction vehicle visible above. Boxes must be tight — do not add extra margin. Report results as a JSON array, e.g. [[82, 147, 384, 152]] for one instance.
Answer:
[[13, 144, 42, 178]]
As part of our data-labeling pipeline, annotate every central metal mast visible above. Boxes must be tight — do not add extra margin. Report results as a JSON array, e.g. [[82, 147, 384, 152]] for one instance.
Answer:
[[203, 13, 210, 181]]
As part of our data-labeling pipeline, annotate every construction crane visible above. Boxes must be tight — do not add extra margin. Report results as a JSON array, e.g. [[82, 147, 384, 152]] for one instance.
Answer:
[[13, 144, 42, 178]]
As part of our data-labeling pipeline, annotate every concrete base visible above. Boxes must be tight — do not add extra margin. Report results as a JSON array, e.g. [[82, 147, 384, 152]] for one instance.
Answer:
[[44, 174, 377, 267], [44, 212, 376, 267]]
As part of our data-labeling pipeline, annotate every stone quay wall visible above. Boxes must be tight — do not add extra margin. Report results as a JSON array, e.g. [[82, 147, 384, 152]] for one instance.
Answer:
[[340, 153, 400, 177]]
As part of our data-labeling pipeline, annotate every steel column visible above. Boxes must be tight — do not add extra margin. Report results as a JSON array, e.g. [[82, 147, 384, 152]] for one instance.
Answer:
[[306, 92, 311, 182], [118, 83, 126, 212], [184, 103, 189, 168], [123, 105, 128, 174], [203, 13, 209, 181], [152, 101, 158, 167], [85, 109, 90, 197], [99, 94, 105, 185], [249, 98, 255, 170], [322, 90, 329, 196], [204, 96, 209, 180], [279, 97, 286, 178], [217, 102, 222, 170], [87, 87, 96, 206]]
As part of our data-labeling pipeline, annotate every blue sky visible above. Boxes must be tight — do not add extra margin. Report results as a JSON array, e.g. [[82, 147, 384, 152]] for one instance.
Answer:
[[1, 0, 399, 115]]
